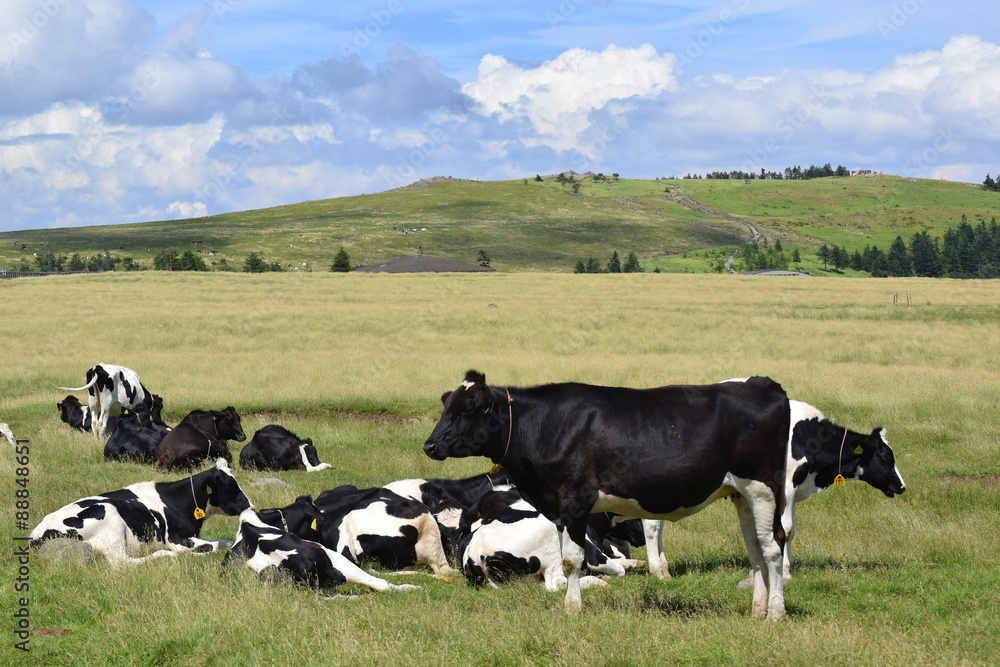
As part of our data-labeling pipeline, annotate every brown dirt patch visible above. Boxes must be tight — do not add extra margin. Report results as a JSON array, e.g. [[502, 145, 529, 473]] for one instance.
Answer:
[[945, 475, 1000, 488]]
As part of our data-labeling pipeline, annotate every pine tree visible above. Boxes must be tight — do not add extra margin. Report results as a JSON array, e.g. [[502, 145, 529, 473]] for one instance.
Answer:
[[909, 231, 942, 277], [476, 250, 491, 268], [606, 251, 621, 273], [573, 259, 586, 274], [330, 247, 351, 272], [622, 251, 642, 273], [817, 244, 831, 270], [243, 252, 268, 273], [887, 236, 911, 276]]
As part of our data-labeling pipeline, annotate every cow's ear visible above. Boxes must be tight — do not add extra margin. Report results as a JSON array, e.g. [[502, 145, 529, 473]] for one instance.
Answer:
[[441, 391, 453, 405], [873, 426, 888, 444], [464, 369, 486, 385]]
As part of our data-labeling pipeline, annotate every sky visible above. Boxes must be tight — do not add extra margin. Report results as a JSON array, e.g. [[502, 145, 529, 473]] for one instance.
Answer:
[[1, 1, 998, 232]]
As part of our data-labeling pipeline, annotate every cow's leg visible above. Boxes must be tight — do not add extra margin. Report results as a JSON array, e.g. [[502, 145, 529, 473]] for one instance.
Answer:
[[413, 514, 455, 575], [559, 521, 587, 613], [734, 485, 785, 619], [326, 549, 419, 592], [642, 520, 670, 579]]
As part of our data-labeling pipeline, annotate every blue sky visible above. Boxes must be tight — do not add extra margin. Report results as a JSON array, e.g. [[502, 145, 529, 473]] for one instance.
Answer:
[[1, 0, 998, 231]]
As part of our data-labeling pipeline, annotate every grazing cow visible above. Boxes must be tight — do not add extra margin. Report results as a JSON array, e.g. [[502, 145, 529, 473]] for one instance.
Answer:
[[459, 491, 609, 591], [311, 485, 452, 574], [57, 395, 92, 433], [643, 397, 908, 582], [154, 407, 246, 471], [29, 459, 252, 564], [383, 470, 512, 560], [423, 370, 791, 618], [103, 407, 171, 464], [239, 425, 331, 472], [222, 509, 420, 595], [57, 363, 158, 438]]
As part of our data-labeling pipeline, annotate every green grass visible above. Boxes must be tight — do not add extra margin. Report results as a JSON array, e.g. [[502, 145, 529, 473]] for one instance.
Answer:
[[2, 175, 995, 275], [2, 272, 999, 665]]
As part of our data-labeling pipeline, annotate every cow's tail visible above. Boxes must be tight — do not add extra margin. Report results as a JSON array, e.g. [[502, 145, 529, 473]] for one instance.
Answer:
[[56, 375, 98, 392]]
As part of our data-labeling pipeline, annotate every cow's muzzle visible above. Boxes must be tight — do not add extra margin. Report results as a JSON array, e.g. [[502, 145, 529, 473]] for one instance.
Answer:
[[423, 441, 447, 460]]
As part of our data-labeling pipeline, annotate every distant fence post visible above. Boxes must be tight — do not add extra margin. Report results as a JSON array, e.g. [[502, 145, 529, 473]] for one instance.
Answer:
[[893, 292, 898, 306]]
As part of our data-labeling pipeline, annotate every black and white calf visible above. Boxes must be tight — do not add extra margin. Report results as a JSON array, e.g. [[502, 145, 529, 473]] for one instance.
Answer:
[[239, 425, 331, 472], [424, 370, 792, 617], [459, 490, 612, 591], [312, 485, 453, 574], [29, 459, 253, 564], [222, 509, 420, 595], [382, 470, 512, 561], [58, 363, 159, 438], [643, 396, 907, 582]]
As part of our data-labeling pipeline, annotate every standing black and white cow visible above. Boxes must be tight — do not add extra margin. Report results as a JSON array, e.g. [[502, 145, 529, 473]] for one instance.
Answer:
[[222, 508, 420, 595], [239, 425, 331, 472], [311, 485, 453, 574], [58, 363, 159, 438], [423, 370, 792, 618], [29, 459, 253, 564], [382, 470, 513, 561], [642, 395, 908, 582]]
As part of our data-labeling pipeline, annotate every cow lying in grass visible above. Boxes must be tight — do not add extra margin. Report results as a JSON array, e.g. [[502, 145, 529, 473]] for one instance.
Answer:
[[222, 507, 420, 596], [29, 459, 252, 564]]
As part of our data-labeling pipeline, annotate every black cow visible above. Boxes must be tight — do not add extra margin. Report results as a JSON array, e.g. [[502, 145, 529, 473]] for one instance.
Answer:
[[423, 370, 792, 618], [311, 485, 452, 574], [57, 395, 92, 432], [239, 425, 331, 472], [383, 470, 513, 560], [29, 459, 252, 564], [57, 363, 159, 438], [154, 407, 246, 471], [222, 508, 420, 595], [103, 407, 171, 464]]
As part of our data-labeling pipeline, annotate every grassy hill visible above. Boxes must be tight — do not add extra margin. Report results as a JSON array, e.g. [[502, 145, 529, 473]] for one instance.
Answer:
[[1, 174, 996, 274]]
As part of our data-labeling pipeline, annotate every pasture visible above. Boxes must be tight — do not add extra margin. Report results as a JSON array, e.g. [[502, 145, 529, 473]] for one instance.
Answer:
[[2, 271, 999, 666]]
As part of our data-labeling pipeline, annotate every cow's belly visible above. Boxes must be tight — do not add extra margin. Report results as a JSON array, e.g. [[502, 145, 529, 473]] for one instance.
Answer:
[[592, 484, 738, 521]]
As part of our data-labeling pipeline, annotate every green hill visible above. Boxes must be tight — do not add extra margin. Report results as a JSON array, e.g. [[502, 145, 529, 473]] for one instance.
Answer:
[[1, 174, 996, 274]]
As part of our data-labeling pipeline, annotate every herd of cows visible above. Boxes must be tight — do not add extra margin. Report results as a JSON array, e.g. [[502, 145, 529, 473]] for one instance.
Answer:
[[33, 363, 908, 618]]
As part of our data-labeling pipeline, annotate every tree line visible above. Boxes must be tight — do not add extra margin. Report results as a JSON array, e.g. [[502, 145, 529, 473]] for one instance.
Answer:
[[683, 164, 852, 181], [821, 216, 1000, 278], [573, 251, 644, 273]]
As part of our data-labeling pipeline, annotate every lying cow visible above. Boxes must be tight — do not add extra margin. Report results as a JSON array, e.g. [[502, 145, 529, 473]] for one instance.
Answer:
[[29, 458, 253, 564], [312, 485, 452, 574], [383, 470, 512, 561], [57, 363, 160, 438], [103, 406, 171, 464], [223, 508, 420, 596], [424, 371, 792, 618], [460, 490, 614, 591], [57, 395, 92, 432], [643, 395, 907, 582], [239, 425, 331, 472], [154, 407, 246, 471]]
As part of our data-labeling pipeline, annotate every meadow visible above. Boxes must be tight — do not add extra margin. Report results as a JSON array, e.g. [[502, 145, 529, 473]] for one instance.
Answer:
[[2, 271, 999, 666]]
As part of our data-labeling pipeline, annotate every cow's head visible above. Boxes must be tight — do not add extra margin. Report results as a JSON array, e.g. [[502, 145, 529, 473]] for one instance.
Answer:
[[301, 439, 322, 467], [423, 370, 505, 461], [205, 458, 254, 515], [57, 395, 84, 424], [257, 495, 324, 539], [855, 427, 906, 497], [214, 407, 246, 442]]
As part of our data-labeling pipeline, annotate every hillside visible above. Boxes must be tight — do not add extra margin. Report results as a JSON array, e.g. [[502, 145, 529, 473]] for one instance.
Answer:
[[1, 175, 995, 274]]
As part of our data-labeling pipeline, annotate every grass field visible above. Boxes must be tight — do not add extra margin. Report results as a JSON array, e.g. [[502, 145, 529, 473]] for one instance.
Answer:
[[1, 175, 995, 275], [2, 271, 999, 666]]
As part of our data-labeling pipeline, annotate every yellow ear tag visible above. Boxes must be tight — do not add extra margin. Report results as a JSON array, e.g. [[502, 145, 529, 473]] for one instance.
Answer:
[[854, 445, 864, 455], [488, 464, 502, 475], [833, 475, 846, 486], [193, 508, 206, 520], [310, 519, 319, 531], [205, 485, 212, 495]]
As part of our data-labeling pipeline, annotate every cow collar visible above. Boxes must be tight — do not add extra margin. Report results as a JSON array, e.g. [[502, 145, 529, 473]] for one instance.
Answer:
[[488, 388, 514, 475], [833, 428, 849, 486], [191, 475, 206, 520]]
